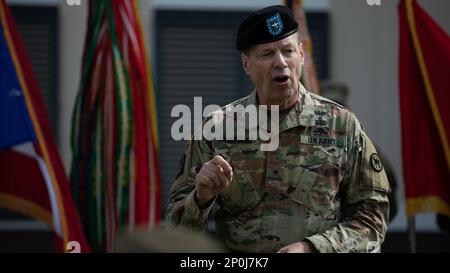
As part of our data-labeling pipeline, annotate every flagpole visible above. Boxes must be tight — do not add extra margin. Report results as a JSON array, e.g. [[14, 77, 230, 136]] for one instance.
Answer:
[[284, 0, 321, 94], [407, 216, 416, 253]]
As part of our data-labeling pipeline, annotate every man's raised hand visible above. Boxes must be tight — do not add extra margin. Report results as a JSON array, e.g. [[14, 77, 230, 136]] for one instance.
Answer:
[[195, 155, 233, 208]]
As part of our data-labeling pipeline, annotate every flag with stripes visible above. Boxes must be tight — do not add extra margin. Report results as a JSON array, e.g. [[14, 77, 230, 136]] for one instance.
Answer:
[[399, 0, 450, 217], [71, 0, 161, 252], [284, 0, 321, 94], [0, 0, 90, 252]]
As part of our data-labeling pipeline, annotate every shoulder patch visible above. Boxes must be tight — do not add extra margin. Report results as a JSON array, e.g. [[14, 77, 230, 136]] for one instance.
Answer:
[[370, 153, 383, 172]]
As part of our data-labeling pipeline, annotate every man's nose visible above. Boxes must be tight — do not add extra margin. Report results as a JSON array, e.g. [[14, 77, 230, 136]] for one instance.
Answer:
[[273, 51, 287, 69]]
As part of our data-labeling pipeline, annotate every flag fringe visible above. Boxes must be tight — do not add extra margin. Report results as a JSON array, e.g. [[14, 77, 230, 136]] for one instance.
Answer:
[[406, 196, 450, 217]]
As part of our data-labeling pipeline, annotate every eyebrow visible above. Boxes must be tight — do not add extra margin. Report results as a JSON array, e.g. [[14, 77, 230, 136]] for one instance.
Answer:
[[254, 48, 273, 55]]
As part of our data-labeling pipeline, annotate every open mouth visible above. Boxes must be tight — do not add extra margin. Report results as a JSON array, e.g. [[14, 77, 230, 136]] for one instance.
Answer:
[[273, 75, 289, 84]]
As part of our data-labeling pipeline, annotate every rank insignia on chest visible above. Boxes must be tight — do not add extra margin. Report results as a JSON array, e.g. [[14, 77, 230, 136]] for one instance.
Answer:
[[315, 116, 328, 126]]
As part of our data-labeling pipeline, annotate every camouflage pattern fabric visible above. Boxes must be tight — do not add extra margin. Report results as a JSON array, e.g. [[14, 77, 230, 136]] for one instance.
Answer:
[[165, 85, 390, 253]]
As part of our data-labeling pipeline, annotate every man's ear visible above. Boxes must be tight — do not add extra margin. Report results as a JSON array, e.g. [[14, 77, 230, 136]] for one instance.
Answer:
[[241, 52, 250, 75], [299, 43, 305, 65]]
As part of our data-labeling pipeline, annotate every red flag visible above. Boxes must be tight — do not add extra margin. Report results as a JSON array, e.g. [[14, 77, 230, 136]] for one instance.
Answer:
[[399, 0, 450, 216], [0, 0, 90, 252]]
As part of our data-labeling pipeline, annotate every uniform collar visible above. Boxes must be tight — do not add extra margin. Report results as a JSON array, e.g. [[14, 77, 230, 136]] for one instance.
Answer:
[[279, 84, 317, 132]]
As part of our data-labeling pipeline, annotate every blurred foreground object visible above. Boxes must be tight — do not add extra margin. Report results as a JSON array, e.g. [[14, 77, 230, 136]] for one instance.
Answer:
[[437, 214, 450, 235], [115, 226, 226, 253]]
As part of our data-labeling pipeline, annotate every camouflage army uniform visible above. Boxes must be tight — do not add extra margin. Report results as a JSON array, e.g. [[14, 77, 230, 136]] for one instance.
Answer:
[[165, 85, 390, 253]]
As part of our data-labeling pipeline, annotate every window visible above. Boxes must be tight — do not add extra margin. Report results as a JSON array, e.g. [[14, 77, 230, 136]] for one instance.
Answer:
[[10, 6, 59, 137]]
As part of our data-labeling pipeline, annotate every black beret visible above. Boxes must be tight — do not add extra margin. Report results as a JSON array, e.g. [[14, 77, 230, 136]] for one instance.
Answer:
[[236, 5, 299, 51]]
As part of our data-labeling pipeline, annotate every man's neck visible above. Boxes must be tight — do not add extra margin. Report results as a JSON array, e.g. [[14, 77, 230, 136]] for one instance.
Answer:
[[256, 88, 300, 110]]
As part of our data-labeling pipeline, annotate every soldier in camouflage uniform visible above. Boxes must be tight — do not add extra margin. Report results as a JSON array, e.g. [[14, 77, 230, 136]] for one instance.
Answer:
[[165, 5, 390, 253]]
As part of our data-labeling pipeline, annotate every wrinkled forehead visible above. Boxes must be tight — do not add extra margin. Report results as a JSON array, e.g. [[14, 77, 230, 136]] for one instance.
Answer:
[[252, 33, 299, 51]]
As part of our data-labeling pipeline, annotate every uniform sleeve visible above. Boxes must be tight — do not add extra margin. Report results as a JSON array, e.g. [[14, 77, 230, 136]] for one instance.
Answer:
[[164, 138, 216, 231], [305, 115, 391, 253]]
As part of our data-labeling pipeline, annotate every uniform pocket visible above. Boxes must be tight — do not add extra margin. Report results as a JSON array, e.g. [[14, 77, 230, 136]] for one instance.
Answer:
[[289, 150, 341, 221], [291, 168, 341, 236]]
